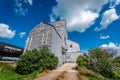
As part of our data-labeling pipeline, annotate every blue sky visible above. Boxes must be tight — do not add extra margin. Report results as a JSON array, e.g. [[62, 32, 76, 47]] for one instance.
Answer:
[[0, 0, 120, 51]]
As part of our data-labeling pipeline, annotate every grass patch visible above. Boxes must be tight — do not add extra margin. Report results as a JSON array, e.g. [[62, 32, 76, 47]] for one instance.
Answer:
[[0, 62, 42, 80], [77, 66, 110, 80]]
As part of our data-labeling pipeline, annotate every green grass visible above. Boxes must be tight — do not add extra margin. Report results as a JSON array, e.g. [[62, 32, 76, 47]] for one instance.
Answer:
[[0, 62, 42, 80], [79, 67, 120, 80]]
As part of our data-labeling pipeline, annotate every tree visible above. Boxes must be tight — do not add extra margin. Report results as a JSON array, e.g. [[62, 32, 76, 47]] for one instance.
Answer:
[[77, 48, 120, 79], [76, 55, 87, 67], [113, 56, 120, 79], [16, 46, 58, 74], [81, 48, 114, 78]]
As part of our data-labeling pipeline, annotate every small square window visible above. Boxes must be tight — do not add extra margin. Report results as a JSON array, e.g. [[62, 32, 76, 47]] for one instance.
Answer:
[[70, 45, 72, 48]]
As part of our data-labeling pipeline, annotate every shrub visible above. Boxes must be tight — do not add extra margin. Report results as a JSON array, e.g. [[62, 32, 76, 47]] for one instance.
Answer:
[[86, 49, 113, 77], [86, 48, 114, 77], [77, 48, 115, 78], [16, 46, 58, 74], [77, 55, 87, 67]]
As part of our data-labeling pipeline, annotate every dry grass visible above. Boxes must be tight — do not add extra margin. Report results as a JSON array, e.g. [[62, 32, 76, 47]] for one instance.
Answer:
[[36, 70, 51, 78], [77, 67, 109, 80], [52, 71, 67, 80], [0, 61, 16, 67], [78, 67, 95, 76], [77, 73, 89, 80], [9, 63, 16, 67]]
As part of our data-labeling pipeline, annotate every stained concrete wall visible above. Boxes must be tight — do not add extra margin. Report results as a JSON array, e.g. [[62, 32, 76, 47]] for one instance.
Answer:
[[50, 27, 63, 65], [24, 22, 64, 65], [25, 22, 53, 51], [24, 20, 81, 65], [66, 40, 80, 62], [51, 20, 67, 47]]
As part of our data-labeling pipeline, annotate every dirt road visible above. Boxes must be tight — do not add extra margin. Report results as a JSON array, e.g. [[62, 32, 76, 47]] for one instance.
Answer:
[[34, 63, 80, 80]]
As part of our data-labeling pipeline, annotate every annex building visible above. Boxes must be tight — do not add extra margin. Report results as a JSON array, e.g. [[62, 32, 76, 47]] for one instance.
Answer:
[[0, 42, 23, 60], [24, 20, 80, 65]]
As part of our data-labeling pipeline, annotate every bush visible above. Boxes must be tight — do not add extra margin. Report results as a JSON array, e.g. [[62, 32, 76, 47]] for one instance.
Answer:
[[77, 48, 115, 78], [112, 56, 120, 79], [86, 49, 114, 77], [76, 55, 87, 67], [16, 46, 58, 74], [77, 66, 109, 80]]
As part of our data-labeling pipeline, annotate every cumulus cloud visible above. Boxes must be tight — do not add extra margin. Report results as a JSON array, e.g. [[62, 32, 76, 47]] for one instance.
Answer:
[[50, 14, 56, 22], [95, 8, 119, 31], [0, 23, 16, 39], [100, 34, 110, 39], [50, 0, 108, 32], [100, 42, 116, 49], [116, 0, 120, 5], [100, 42, 120, 55], [19, 32, 26, 38], [109, 0, 120, 8], [27, 0, 33, 5], [14, 0, 33, 16]]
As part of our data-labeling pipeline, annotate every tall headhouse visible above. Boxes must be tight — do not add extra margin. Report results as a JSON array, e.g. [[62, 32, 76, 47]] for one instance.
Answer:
[[24, 20, 80, 65]]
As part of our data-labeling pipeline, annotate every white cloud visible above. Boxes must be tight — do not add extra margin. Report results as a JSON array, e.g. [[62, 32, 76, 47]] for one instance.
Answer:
[[24, 0, 33, 5], [27, 0, 33, 5], [100, 42, 120, 55], [14, 0, 28, 16], [110, 0, 120, 8], [50, 14, 56, 22], [95, 8, 119, 31], [0, 23, 16, 39], [67, 10, 99, 32], [100, 34, 110, 39], [14, 8, 28, 16], [14, 0, 32, 16], [116, 0, 120, 5], [50, 0, 108, 32], [100, 42, 117, 49], [19, 32, 26, 38]]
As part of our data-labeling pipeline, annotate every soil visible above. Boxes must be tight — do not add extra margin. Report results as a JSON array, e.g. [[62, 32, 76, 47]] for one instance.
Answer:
[[34, 63, 80, 80]]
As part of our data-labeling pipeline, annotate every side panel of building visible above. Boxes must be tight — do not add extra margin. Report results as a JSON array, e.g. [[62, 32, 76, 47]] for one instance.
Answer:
[[66, 40, 80, 62], [65, 52, 80, 62], [51, 20, 67, 39], [51, 20, 67, 64], [51, 28, 63, 66], [24, 22, 64, 65], [24, 23, 53, 51]]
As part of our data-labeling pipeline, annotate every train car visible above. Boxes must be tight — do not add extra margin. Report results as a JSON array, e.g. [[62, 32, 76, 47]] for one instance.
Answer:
[[0, 42, 24, 57]]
